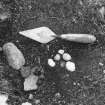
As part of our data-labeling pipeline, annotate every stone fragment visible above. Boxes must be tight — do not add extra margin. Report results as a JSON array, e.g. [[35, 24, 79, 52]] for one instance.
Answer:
[[0, 94, 8, 105], [24, 74, 38, 91], [3, 42, 25, 70], [58, 49, 64, 55]]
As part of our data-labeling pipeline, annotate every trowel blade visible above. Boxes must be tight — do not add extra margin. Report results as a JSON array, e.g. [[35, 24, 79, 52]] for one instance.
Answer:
[[19, 27, 56, 44]]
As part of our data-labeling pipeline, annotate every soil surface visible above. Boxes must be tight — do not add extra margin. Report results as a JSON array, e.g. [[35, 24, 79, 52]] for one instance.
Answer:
[[1, 0, 105, 105]]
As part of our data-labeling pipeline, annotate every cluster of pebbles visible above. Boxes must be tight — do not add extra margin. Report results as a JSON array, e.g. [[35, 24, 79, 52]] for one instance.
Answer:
[[48, 49, 76, 72], [1, 42, 43, 91]]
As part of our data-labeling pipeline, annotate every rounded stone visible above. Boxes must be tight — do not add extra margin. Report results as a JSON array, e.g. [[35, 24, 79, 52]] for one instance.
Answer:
[[48, 58, 56, 67], [62, 53, 72, 61], [54, 54, 61, 61], [58, 49, 64, 55], [65, 61, 75, 72]]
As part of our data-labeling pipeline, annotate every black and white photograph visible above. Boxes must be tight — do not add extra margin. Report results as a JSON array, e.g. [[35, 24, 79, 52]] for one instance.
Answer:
[[0, 0, 105, 105]]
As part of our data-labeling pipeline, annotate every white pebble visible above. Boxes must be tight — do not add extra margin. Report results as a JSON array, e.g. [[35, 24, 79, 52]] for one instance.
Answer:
[[54, 54, 61, 61], [21, 102, 32, 105], [0, 94, 8, 105], [58, 49, 64, 55], [65, 61, 75, 72], [99, 62, 104, 66], [62, 53, 72, 61], [48, 58, 56, 67]]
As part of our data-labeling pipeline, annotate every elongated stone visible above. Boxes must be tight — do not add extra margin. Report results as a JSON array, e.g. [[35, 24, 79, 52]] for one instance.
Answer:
[[3, 42, 25, 70]]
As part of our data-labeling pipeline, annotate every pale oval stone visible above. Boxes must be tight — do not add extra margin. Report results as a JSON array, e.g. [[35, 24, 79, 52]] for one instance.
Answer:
[[3, 42, 25, 70], [21, 102, 32, 105], [58, 49, 64, 55], [54, 54, 61, 61], [62, 53, 72, 61], [24, 74, 38, 91], [48, 58, 56, 67], [65, 61, 75, 72]]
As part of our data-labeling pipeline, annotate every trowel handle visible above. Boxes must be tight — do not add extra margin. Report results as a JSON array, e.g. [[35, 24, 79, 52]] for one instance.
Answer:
[[59, 34, 96, 43]]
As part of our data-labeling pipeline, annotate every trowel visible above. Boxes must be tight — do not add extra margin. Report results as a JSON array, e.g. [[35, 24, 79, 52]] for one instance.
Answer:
[[19, 27, 96, 44], [19, 27, 56, 44]]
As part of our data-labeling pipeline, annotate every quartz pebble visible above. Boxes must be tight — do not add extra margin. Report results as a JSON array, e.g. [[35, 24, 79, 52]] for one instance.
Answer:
[[58, 49, 64, 55], [48, 58, 56, 67], [62, 53, 72, 61], [54, 54, 61, 61], [24, 74, 38, 91], [65, 61, 75, 72], [3, 42, 25, 70], [0, 94, 8, 105], [21, 102, 32, 105]]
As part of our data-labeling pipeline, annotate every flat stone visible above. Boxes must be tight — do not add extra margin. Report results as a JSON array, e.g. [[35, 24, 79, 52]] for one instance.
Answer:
[[24, 74, 38, 91]]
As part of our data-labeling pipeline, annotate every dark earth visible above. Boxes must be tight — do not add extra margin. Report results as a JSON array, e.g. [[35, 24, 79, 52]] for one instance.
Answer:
[[1, 0, 105, 105]]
